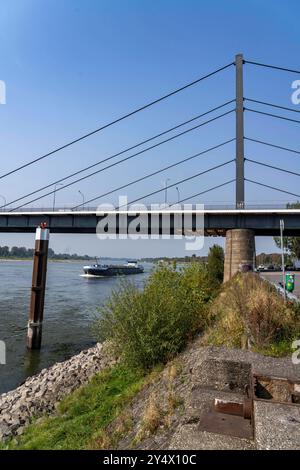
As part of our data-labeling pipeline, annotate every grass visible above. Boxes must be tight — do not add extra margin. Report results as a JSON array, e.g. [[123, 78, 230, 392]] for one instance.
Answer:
[[1, 364, 146, 450], [203, 272, 300, 356], [139, 393, 163, 435]]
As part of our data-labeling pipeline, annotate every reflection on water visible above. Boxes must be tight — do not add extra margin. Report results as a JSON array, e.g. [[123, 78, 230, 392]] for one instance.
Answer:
[[0, 260, 152, 393]]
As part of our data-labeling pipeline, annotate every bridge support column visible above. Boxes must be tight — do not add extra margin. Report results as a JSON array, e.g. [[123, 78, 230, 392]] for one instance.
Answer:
[[224, 229, 255, 282], [27, 224, 49, 350]]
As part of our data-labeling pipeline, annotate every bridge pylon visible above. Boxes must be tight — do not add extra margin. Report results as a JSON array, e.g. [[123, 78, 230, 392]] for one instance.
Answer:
[[235, 53, 245, 209]]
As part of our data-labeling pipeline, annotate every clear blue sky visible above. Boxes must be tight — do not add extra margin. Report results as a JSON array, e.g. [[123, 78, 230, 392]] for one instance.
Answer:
[[0, 0, 299, 257]]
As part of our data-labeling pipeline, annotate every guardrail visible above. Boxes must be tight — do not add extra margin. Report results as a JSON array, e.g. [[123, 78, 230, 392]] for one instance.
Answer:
[[262, 277, 299, 303], [0, 203, 298, 213]]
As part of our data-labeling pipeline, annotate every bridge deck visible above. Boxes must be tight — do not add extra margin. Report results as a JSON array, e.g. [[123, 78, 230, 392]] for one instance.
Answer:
[[0, 209, 300, 235]]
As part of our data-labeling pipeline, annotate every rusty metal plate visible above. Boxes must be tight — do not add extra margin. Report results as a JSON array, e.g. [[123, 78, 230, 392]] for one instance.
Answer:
[[214, 399, 244, 416], [199, 408, 254, 440]]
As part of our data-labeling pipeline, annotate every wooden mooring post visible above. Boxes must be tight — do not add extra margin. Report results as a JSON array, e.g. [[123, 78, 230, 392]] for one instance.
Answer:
[[27, 223, 49, 349]]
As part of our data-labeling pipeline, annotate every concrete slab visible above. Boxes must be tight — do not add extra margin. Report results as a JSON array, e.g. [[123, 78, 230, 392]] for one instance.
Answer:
[[169, 424, 255, 450], [180, 349, 300, 449], [254, 401, 300, 450]]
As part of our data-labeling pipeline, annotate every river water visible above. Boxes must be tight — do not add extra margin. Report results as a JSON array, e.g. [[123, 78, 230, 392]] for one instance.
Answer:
[[0, 260, 153, 394]]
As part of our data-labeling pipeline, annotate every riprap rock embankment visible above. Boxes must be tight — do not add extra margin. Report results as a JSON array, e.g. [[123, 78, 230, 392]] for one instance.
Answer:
[[0, 343, 114, 441]]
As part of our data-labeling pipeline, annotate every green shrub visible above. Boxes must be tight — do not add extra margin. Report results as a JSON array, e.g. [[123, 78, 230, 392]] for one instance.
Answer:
[[94, 263, 215, 370], [207, 244, 224, 284]]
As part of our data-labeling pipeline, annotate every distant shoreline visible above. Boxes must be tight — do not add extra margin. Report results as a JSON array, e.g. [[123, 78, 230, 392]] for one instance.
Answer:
[[0, 258, 145, 263], [0, 258, 90, 262]]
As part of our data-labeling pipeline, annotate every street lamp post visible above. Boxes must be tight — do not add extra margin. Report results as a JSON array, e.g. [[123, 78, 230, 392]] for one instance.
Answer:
[[0, 194, 6, 210], [78, 190, 85, 210], [280, 219, 286, 302], [53, 184, 63, 211], [164, 178, 170, 205], [176, 187, 180, 203]]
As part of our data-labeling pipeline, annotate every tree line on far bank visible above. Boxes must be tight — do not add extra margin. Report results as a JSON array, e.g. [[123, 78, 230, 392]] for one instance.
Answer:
[[0, 245, 93, 260]]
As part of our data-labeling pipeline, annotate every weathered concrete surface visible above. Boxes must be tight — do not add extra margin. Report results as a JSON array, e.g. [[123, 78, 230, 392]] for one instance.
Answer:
[[170, 346, 300, 450], [169, 388, 255, 450], [224, 229, 255, 281], [254, 401, 300, 450], [169, 425, 255, 450], [115, 342, 300, 450]]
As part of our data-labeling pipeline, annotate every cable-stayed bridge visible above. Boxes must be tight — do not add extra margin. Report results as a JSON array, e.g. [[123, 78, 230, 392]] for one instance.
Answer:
[[1, 54, 300, 216], [2, 53, 300, 347]]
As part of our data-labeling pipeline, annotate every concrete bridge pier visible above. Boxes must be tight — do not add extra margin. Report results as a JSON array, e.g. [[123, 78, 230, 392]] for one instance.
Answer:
[[224, 229, 256, 282]]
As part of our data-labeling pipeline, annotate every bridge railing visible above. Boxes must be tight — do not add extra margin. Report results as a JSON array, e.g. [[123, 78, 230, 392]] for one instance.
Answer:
[[0, 203, 296, 213]]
